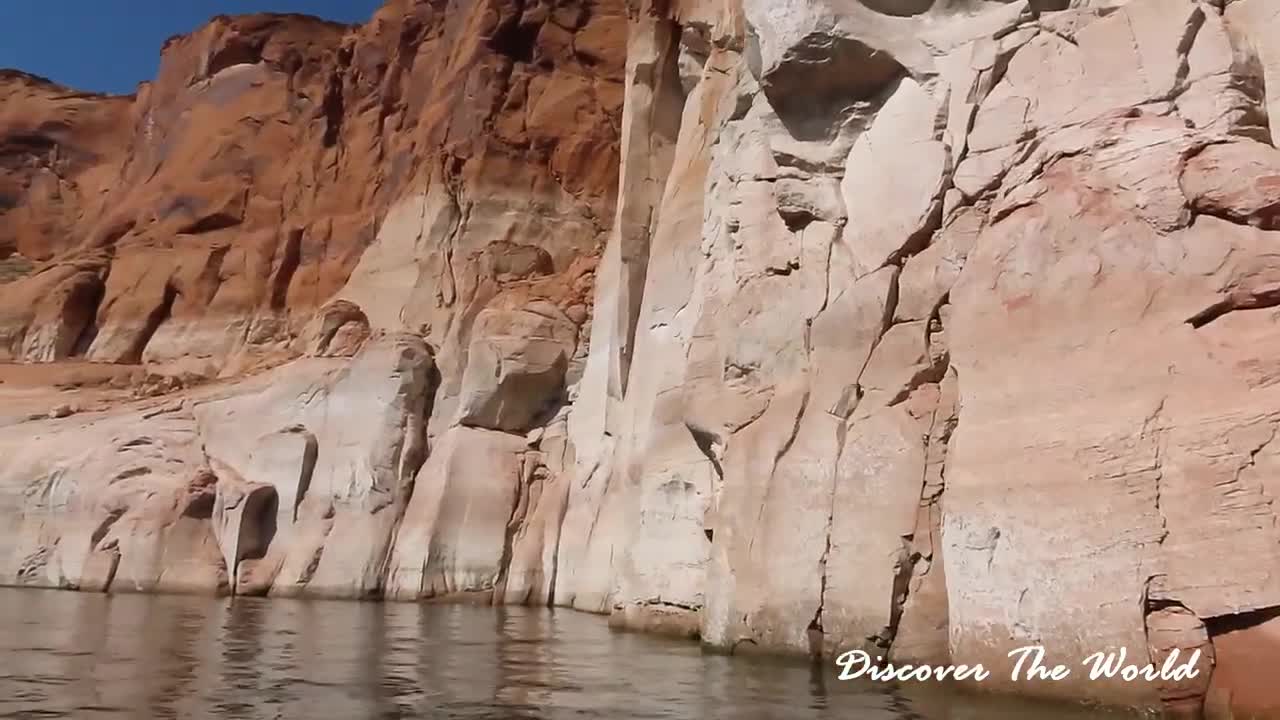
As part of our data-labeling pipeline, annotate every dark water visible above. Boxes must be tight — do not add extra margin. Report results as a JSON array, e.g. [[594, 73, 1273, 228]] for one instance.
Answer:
[[0, 588, 1125, 719]]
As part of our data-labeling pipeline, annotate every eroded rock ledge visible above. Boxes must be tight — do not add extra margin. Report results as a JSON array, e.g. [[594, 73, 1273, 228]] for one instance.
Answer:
[[5, 0, 1280, 716]]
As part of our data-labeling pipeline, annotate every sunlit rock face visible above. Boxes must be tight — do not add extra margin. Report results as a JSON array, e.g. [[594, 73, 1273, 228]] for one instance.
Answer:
[[556, 0, 1280, 715], [6, 0, 1280, 715], [0, 0, 622, 600]]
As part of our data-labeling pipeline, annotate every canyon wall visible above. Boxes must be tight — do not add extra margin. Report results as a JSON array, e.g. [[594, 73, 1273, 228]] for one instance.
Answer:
[[5, 0, 1280, 715]]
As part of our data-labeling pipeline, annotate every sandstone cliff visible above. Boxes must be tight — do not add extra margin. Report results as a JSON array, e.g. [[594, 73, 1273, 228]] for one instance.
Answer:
[[5, 0, 1280, 716]]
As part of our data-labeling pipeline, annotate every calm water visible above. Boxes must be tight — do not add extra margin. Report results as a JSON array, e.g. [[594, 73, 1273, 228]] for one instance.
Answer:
[[0, 588, 1125, 719]]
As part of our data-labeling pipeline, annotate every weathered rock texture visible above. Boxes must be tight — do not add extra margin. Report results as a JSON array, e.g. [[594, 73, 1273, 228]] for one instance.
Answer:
[[0, 0, 622, 606], [6, 0, 1280, 716]]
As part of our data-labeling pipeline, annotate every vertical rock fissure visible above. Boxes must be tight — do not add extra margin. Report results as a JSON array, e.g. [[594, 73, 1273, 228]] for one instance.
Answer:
[[73, 260, 113, 356], [748, 389, 811, 559], [293, 429, 318, 523], [618, 15, 686, 391], [888, 304, 956, 659], [87, 508, 126, 593], [297, 515, 333, 589], [1166, 7, 1207, 102], [543, 435, 576, 609], [63, 274, 106, 359], [1141, 397, 1170, 545], [810, 412, 850, 660], [809, 262, 904, 657], [269, 228, 303, 311], [320, 50, 347, 148], [494, 451, 537, 601], [687, 425, 726, 486], [374, 353, 437, 598], [125, 281, 177, 363]]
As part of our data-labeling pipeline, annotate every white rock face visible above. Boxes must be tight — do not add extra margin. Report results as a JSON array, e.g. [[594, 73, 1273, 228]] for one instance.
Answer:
[[455, 302, 577, 432], [0, 406, 227, 594], [195, 332, 434, 598], [1227, 0, 1280, 140], [384, 426, 528, 601], [841, 77, 948, 276], [549, 0, 1280, 714]]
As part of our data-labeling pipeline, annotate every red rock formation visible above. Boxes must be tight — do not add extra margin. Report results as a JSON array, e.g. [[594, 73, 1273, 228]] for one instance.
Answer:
[[0, 71, 133, 263], [0, 1, 622, 375]]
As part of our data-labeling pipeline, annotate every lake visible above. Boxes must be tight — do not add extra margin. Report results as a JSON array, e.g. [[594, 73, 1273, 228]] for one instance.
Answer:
[[0, 588, 1128, 719]]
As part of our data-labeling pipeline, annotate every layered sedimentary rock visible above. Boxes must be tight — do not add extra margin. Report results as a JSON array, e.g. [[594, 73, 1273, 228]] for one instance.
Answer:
[[7, 0, 1280, 716], [0, 1, 621, 375], [0, 0, 622, 604]]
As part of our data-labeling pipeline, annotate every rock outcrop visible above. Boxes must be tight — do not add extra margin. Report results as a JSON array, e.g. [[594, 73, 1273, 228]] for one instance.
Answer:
[[6, 0, 1280, 716]]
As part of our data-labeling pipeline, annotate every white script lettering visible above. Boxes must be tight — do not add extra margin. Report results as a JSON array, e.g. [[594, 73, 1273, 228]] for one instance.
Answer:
[[1081, 647, 1202, 682], [1008, 646, 1071, 681], [836, 651, 991, 682]]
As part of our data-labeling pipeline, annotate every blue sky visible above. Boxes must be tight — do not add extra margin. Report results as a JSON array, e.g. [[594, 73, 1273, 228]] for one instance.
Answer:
[[0, 1, 384, 95]]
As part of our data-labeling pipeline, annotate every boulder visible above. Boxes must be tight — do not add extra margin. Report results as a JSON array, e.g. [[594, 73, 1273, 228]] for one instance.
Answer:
[[455, 302, 578, 432]]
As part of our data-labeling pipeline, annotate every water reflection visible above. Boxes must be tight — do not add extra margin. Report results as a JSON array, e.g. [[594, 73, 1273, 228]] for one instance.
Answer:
[[0, 589, 1126, 719]]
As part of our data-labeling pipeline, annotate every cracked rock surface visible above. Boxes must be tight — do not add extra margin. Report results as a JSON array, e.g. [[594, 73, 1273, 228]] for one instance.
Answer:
[[6, 0, 1280, 715]]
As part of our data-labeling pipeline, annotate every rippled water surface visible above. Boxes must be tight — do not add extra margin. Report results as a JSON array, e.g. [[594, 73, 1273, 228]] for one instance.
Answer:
[[0, 588, 1127, 719]]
